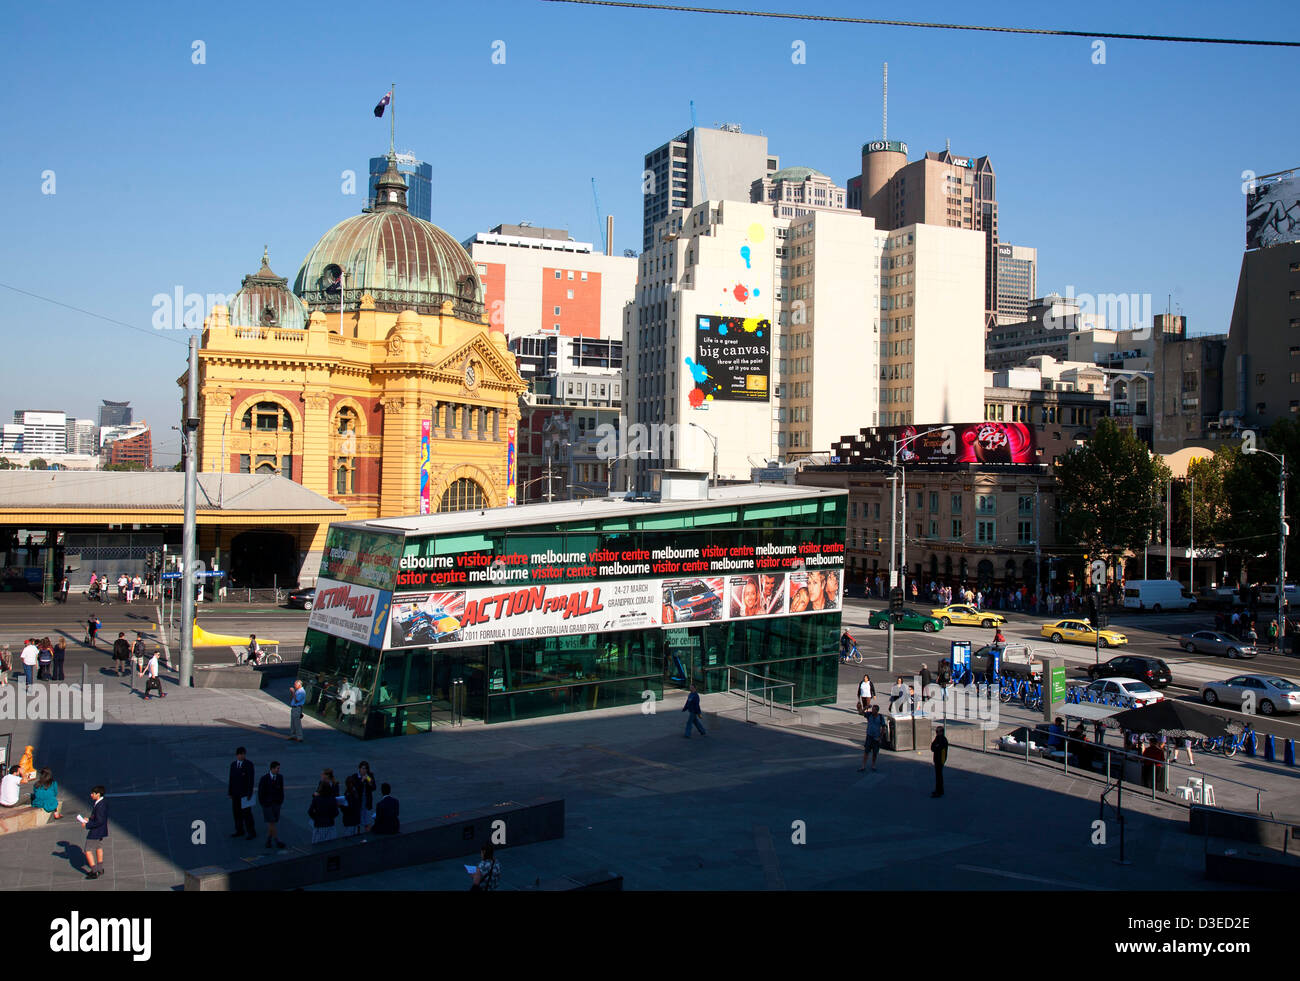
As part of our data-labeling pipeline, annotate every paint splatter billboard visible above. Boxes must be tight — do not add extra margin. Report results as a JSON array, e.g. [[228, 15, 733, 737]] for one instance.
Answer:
[[686, 315, 770, 407]]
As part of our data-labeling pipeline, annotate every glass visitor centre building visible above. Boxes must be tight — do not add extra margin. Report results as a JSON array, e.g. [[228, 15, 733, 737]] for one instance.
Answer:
[[298, 481, 846, 738]]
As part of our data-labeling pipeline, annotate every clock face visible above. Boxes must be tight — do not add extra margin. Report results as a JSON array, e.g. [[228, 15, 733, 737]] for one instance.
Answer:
[[465, 362, 477, 388]]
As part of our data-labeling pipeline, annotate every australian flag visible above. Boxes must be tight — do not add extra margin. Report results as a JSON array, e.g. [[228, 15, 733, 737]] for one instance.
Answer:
[[373, 91, 392, 117]]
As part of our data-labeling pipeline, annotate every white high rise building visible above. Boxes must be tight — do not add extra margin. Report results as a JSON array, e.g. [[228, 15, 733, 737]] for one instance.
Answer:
[[10, 410, 67, 454], [878, 224, 986, 426]]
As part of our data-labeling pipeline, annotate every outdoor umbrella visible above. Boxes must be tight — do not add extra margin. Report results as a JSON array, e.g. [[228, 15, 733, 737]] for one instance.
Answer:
[[1103, 700, 1242, 740]]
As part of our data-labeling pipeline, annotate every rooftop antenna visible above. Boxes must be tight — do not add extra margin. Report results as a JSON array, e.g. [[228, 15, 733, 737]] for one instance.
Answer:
[[945, 137, 951, 153], [882, 63, 888, 140]]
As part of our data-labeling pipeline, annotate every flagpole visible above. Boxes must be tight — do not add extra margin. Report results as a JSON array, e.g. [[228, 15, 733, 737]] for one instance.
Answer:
[[390, 81, 396, 154]]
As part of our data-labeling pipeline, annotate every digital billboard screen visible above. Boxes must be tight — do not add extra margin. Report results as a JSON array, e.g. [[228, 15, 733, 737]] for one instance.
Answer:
[[687, 315, 770, 407], [834, 422, 1037, 465]]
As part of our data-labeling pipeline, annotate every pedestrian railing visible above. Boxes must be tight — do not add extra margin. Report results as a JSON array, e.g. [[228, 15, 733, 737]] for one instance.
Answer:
[[989, 728, 1270, 813], [726, 666, 795, 723]]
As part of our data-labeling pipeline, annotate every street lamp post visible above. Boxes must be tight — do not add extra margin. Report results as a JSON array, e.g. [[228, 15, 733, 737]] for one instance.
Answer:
[[881, 425, 953, 672], [688, 422, 719, 491], [1244, 445, 1288, 645]]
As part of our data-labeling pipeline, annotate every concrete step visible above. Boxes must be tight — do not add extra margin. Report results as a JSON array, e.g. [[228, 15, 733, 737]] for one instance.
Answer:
[[0, 805, 52, 835]]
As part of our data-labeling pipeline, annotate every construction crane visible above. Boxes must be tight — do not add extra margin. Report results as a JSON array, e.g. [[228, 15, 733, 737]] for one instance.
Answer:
[[591, 177, 606, 255], [690, 100, 708, 201]]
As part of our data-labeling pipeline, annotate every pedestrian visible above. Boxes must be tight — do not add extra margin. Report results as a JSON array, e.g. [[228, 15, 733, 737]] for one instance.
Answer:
[[139, 648, 165, 699], [857, 673, 874, 714], [682, 682, 706, 738], [258, 761, 287, 849], [0, 765, 20, 807], [320, 768, 339, 798], [52, 638, 66, 682], [920, 662, 933, 692], [77, 786, 109, 880], [356, 761, 377, 832], [32, 768, 62, 819], [1247, 624, 1258, 648], [228, 747, 257, 841], [340, 774, 362, 837], [59, 575, 69, 603], [0, 645, 10, 687], [860, 704, 886, 772], [307, 780, 339, 844], [372, 783, 399, 834], [1268, 619, 1279, 653], [888, 675, 910, 713], [36, 638, 53, 681], [470, 843, 501, 891], [111, 632, 131, 677], [132, 574, 142, 602], [1173, 735, 1195, 767], [85, 615, 102, 648], [20, 638, 37, 686], [132, 633, 147, 675], [288, 680, 306, 741], [931, 725, 949, 798]]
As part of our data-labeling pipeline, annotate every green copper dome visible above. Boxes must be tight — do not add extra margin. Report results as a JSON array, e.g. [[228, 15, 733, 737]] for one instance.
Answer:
[[294, 154, 484, 320], [229, 249, 308, 330], [769, 166, 829, 182]]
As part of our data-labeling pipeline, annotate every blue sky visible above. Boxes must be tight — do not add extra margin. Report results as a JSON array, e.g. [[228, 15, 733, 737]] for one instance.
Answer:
[[1, 0, 1297, 464]]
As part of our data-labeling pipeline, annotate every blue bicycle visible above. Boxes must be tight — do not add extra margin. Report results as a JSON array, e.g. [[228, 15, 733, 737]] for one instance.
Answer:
[[839, 643, 863, 665]]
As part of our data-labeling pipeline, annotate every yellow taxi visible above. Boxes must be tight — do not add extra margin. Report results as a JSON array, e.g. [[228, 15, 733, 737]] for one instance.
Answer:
[[1039, 618, 1128, 648], [929, 604, 1006, 628]]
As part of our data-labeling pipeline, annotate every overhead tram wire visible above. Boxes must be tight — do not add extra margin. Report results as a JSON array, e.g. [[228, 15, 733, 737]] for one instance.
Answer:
[[0, 282, 190, 347], [541, 0, 1300, 48]]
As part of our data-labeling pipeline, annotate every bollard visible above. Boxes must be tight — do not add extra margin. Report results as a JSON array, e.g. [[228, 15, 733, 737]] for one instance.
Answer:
[[1264, 734, 1276, 763], [1286, 739, 1296, 767], [1245, 730, 1257, 757]]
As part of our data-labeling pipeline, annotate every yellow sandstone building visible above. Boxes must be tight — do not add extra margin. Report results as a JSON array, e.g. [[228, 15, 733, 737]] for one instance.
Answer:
[[191, 154, 527, 584]]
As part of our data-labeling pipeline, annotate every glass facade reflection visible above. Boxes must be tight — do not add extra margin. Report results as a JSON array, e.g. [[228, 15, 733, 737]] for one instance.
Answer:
[[298, 488, 846, 738]]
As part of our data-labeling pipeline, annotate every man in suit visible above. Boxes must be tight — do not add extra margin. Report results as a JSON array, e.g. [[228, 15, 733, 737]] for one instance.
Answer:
[[78, 786, 109, 880], [228, 747, 256, 840], [931, 725, 949, 798], [257, 760, 286, 849], [372, 783, 399, 835]]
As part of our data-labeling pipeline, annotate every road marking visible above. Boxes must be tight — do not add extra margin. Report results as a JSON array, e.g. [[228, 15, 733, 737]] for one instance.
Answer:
[[753, 825, 787, 890], [954, 864, 1110, 889], [584, 744, 682, 771], [214, 717, 293, 739]]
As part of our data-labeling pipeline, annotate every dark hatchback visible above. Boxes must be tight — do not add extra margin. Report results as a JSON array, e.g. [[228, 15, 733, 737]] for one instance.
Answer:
[[1086, 654, 1172, 689], [286, 586, 316, 610]]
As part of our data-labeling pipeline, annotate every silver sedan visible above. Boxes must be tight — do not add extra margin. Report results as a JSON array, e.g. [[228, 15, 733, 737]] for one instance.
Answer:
[[1178, 630, 1258, 659], [1201, 674, 1300, 716]]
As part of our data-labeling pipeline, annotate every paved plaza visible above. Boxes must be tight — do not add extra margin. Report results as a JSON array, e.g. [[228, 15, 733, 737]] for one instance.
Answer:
[[2, 643, 1296, 890]]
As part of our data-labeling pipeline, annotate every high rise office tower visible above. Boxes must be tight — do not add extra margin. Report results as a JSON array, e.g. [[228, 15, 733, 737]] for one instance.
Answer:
[[98, 400, 132, 428], [642, 124, 778, 252], [995, 244, 1037, 325], [849, 145, 999, 329], [368, 153, 432, 222], [10, 410, 67, 454]]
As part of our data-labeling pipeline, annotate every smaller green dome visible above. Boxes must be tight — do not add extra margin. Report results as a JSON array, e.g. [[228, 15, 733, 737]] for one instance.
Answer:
[[769, 166, 829, 182], [228, 249, 307, 330]]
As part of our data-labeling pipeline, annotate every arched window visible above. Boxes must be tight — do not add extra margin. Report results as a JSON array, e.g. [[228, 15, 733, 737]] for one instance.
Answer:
[[336, 461, 355, 495], [242, 401, 293, 433], [438, 478, 485, 513], [337, 406, 358, 434]]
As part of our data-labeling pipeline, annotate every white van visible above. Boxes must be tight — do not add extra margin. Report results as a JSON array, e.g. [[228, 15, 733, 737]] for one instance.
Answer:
[[1123, 580, 1197, 612]]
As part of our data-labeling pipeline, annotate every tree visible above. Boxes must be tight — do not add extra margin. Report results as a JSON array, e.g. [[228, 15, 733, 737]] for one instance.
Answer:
[[1053, 417, 1171, 562], [27, 458, 49, 471], [1170, 450, 1234, 549], [0, 456, 17, 470], [103, 462, 144, 472], [1223, 418, 1300, 581]]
